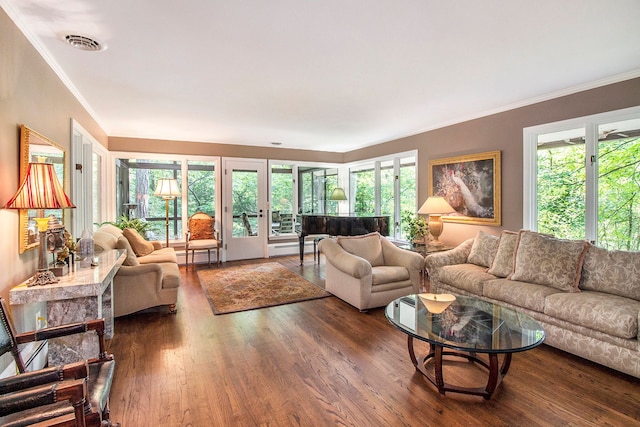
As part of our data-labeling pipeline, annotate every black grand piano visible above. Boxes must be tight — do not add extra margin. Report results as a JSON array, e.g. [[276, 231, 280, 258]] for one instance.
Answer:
[[296, 214, 390, 264]]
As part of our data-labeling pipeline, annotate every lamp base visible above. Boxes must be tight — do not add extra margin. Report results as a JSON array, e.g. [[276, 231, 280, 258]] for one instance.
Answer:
[[28, 269, 60, 287]]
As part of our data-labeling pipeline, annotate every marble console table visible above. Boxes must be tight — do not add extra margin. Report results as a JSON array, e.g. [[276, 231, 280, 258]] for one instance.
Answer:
[[10, 249, 126, 365]]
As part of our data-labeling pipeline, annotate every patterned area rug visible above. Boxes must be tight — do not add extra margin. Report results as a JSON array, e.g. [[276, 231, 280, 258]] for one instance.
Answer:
[[198, 262, 330, 314]]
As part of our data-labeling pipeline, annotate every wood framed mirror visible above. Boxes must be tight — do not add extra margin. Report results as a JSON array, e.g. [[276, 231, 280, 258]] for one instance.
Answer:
[[18, 125, 67, 254]]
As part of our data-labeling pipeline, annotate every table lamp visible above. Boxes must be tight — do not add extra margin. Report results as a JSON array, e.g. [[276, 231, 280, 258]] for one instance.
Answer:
[[329, 187, 347, 201], [154, 178, 181, 247], [417, 196, 454, 246], [4, 162, 76, 286]]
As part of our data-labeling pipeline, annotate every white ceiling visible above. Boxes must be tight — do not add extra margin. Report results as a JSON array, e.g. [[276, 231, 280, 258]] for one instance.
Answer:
[[3, 0, 640, 152]]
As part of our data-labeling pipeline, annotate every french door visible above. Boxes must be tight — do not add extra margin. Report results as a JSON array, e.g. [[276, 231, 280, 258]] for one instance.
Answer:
[[222, 158, 268, 260]]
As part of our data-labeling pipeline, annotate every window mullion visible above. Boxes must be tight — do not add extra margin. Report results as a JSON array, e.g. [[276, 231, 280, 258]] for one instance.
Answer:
[[585, 122, 598, 244]]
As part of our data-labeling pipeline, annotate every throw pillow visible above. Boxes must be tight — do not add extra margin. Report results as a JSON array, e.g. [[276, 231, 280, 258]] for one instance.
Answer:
[[122, 228, 155, 257], [189, 218, 215, 240], [116, 236, 140, 266], [487, 231, 518, 277], [337, 232, 384, 266], [580, 246, 640, 300], [510, 230, 589, 292], [467, 230, 499, 268]]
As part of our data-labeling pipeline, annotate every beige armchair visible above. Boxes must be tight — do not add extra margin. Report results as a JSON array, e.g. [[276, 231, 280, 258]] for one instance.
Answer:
[[318, 232, 424, 311]]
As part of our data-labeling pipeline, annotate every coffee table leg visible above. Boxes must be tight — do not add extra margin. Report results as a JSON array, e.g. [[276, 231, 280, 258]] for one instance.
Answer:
[[434, 345, 445, 393], [408, 336, 418, 366], [501, 352, 513, 375], [485, 353, 500, 398]]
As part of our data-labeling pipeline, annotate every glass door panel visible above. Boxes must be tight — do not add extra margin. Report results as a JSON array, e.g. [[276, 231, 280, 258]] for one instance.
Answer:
[[223, 158, 267, 260]]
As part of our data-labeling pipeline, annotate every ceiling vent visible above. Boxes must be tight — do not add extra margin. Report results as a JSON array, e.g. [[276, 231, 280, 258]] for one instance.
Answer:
[[64, 35, 105, 52]]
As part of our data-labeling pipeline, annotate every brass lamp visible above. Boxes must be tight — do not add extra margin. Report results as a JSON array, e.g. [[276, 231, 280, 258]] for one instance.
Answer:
[[4, 162, 76, 286], [154, 178, 181, 248], [418, 196, 454, 246]]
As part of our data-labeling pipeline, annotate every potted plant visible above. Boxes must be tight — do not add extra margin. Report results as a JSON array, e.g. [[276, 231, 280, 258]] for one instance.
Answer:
[[98, 215, 155, 239], [402, 212, 429, 245]]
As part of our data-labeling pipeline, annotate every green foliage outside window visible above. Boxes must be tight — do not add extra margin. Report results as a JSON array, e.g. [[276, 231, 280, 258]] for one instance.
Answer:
[[537, 136, 640, 250]]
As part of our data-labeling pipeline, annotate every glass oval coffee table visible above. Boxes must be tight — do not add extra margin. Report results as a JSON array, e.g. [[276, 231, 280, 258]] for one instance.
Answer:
[[386, 294, 545, 400]]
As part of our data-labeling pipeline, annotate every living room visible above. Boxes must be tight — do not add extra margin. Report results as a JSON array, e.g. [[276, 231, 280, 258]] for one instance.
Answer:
[[1, 1, 640, 425]]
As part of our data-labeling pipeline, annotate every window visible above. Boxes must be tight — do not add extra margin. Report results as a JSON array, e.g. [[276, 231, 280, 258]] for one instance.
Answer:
[[348, 153, 417, 241], [270, 164, 294, 236], [298, 167, 339, 215], [398, 156, 418, 240], [524, 106, 640, 250], [187, 161, 215, 217], [115, 159, 182, 242], [350, 164, 376, 215]]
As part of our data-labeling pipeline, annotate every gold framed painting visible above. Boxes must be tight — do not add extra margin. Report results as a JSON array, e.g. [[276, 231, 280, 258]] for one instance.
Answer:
[[428, 150, 501, 226]]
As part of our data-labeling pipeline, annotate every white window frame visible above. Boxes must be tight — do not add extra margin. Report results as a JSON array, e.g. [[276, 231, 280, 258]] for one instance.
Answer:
[[110, 151, 222, 243], [523, 105, 640, 243], [346, 150, 417, 241]]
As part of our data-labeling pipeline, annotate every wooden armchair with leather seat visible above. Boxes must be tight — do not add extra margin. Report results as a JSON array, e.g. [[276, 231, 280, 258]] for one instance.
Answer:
[[0, 363, 89, 426], [0, 297, 116, 426]]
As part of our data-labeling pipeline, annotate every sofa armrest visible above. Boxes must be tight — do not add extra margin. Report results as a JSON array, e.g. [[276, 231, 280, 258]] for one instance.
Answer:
[[424, 238, 474, 270], [318, 238, 372, 278], [115, 263, 164, 292], [151, 241, 163, 250], [380, 238, 424, 271]]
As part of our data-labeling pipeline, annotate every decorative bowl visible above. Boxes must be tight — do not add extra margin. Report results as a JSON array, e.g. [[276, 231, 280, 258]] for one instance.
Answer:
[[418, 293, 456, 314]]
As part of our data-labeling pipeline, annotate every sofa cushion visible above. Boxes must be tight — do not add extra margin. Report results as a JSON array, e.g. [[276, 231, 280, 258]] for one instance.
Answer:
[[190, 218, 215, 240], [487, 231, 518, 277], [123, 228, 155, 257], [138, 248, 178, 264], [159, 262, 181, 289], [511, 231, 589, 292], [437, 264, 496, 296], [94, 231, 118, 253], [115, 236, 140, 266], [467, 231, 499, 268], [98, 224, 123, 239], [337, 232, 384, 267], [371, 265, 410, 286], [544, 291, 640, 340], [580, 246, 640, 301], [483, 279, 561, 312]]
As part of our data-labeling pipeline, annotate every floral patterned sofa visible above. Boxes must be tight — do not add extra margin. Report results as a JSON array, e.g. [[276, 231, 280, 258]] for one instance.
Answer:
[[425, 230, 640, 378]]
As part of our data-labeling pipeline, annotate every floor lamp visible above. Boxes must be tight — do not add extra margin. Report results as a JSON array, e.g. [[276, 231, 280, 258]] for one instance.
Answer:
[[3, 162, 76, 286], [154, 178, 181, 248], [417, 196, 454, 246]]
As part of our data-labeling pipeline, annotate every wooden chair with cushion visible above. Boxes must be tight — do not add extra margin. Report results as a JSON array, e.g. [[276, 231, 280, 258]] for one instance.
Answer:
[[186, 212, 221, 269], [0, 297, 116, 426]]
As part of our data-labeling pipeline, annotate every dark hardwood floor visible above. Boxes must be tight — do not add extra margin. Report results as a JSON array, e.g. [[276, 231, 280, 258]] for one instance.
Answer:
[[107, 255, 640, 426]]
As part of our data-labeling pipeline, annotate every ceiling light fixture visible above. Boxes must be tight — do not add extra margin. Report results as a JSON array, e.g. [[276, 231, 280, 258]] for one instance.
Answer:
[[64, 34, 106, 52]]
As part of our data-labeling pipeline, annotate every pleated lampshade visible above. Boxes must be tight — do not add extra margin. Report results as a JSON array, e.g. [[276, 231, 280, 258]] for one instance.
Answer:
[[4, 162, 75, 210]]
